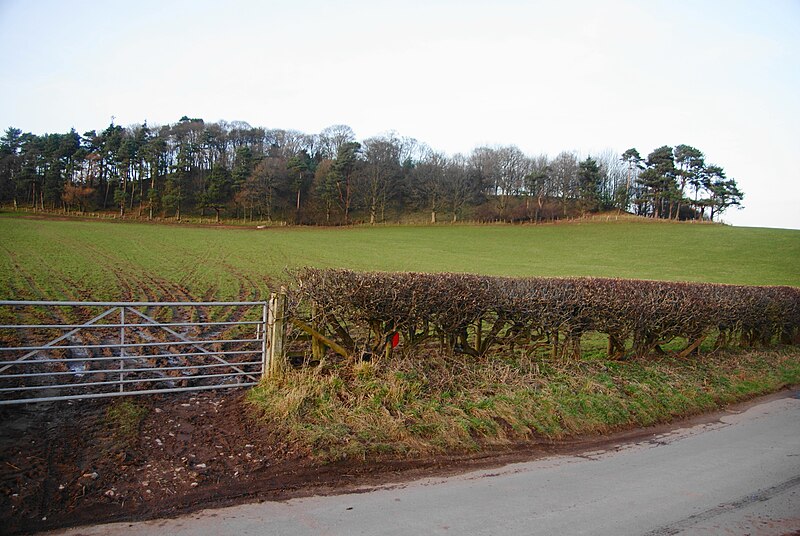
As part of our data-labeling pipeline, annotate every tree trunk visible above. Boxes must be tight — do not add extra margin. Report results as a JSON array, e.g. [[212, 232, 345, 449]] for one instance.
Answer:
[[103, 180, 110, 209], [295, 189, 301, 223]]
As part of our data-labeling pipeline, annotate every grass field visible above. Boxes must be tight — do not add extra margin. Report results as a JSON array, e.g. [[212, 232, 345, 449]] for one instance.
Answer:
[[1, 213, 798, 302]]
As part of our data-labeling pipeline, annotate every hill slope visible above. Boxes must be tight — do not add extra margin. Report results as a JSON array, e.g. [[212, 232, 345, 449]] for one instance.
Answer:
[[1, 215, 798, 301]]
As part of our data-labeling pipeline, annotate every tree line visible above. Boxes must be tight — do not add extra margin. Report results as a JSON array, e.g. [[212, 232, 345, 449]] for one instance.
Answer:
[[0, 117, 743, 225]]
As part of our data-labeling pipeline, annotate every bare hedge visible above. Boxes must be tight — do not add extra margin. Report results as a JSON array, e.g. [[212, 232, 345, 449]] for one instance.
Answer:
[[292, 268, 800, 359]]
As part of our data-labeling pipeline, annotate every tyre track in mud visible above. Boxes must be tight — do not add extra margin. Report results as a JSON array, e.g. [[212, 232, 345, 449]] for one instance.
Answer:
[[37, 403, 81, 522], [0, 242, 72, 325], [57, 238, 216, 332], [0, 243, 86, 371], [71, 234, 219, 325], [55, 241, 265, 387], [48, 233, 191, 303], [39, 237, 185, 351], [1, 239, 147, 401], [221, 262, 270, 315], [0, 242, 26, 300], [3, 237, 220, 396], [3, 235, 264, 395], [175, 264, 268, 378]]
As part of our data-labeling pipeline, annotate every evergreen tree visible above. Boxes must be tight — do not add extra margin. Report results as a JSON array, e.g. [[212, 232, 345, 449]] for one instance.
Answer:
[[637, 146, 677, 218], [577, 157, 602, 215]]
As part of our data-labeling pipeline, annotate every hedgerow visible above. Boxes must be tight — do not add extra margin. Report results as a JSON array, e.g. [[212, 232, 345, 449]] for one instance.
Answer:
[[290, 269, 800, 361]]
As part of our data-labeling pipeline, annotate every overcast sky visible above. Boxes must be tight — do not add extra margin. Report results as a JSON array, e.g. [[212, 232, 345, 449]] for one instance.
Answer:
[[1, 0, 798, 229]]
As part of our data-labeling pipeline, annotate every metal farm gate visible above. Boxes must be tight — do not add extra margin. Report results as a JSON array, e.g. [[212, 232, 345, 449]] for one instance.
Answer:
[[0, 300, 278, 405]]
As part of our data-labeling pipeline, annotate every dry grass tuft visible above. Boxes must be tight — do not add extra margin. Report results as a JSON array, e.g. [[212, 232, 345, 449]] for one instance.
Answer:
[[248, 347, 800, 461]]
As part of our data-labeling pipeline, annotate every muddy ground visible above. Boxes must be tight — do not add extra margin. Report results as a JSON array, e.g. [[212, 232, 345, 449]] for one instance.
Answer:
[[1, 388, 796, 535]]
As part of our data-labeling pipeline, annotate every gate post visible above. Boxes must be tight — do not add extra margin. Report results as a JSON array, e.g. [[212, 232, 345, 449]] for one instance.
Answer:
[[261, 300, 268, 378], [264, 287, 287, 379]]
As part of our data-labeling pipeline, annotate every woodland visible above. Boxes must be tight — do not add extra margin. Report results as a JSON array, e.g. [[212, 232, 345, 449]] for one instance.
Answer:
[[0, 117, 743, 225]]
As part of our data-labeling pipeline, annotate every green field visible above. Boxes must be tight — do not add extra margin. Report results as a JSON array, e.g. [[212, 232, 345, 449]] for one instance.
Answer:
[[2, 213, 799, 461], [1, 214, 798, 301]]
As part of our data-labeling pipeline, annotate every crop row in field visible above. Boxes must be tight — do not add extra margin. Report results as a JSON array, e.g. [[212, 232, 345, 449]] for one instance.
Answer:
[[1, 214, 798, 305]]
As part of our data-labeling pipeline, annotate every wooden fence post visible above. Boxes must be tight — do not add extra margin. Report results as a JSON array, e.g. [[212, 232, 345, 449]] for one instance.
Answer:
[[264, 286, 287, 379], [311, 303, 325, 361]]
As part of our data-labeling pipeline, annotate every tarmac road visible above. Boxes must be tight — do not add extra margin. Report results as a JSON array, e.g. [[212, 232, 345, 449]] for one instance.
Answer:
[[52, 391, 800, 536]]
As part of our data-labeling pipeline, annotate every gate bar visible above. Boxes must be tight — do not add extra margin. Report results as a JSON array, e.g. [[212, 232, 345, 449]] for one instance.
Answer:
[[0, 301, 267, 306], [0, 383, 259, 405], [2, 361, 264, 378], [128, 307, 261, 383], [0, 307, 119, 374], [0, 349, 260, 366], [0, 371, 257, 393], [0, 320, 263, 329], [0, 338, 262, 352]]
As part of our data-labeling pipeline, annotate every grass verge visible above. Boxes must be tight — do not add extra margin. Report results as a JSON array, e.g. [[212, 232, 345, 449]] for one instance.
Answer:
[[105, 399, 149, 443], [247, 347, 800, 461]]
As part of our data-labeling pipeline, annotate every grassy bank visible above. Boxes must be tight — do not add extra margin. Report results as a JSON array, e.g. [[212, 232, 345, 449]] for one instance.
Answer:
[[247, 348, 800, 461], [1, 215, 799, 303]]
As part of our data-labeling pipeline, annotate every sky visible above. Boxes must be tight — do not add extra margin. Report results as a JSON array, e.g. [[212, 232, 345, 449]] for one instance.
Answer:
[[1, 0, 798, 229]]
